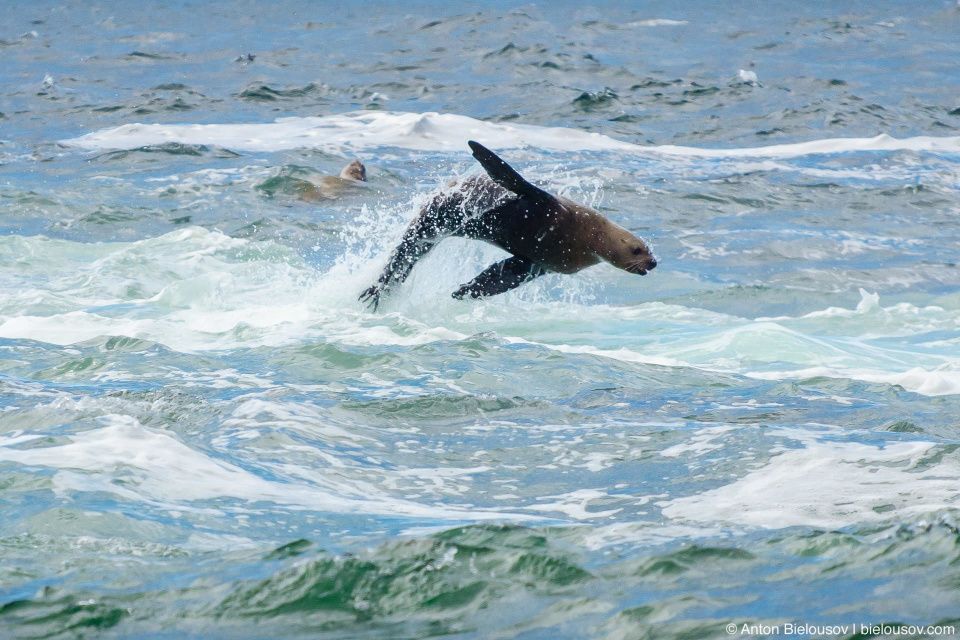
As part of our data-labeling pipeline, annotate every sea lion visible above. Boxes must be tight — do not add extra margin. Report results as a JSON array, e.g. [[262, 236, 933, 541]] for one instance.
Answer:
[[299, 160, 367, 201], [257, 160, 367, 202], [359, 142, 656, 310]]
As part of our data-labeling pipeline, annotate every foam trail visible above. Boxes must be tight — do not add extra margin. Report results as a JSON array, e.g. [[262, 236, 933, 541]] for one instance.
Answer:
[[62, 111, 960, 158], [746, 366, 960, 397], [628, 19, 689, 26], [0, 415, 535, 523], [3, 229, 959, 397], [662, 440, 960, 529]]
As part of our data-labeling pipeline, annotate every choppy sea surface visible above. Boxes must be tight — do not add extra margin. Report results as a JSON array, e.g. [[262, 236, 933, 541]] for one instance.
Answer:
[[3, 1, 960, 638]]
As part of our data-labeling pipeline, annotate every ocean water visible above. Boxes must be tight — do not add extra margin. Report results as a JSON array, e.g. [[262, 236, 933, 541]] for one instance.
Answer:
[[2, 1, 960, 638]]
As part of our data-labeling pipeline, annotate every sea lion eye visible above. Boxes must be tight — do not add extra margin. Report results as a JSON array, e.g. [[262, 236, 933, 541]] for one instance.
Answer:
[[632, 247, 646, 255]]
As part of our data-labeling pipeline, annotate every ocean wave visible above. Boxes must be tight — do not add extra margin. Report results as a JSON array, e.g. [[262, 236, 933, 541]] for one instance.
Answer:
[[662, 438, 960, 529], [0, 414, 533, 522], [62, 110, 960, 158]]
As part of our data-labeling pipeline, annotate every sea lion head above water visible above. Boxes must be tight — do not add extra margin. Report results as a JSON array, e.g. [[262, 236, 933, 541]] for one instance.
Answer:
[[339, 160, 366, 181], [257, 160, 368, 201], [296, 160, 367, 202]]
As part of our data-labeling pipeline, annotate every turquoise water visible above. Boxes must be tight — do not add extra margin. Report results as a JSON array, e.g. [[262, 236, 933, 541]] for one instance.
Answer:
[[2, 1, 960, 638]]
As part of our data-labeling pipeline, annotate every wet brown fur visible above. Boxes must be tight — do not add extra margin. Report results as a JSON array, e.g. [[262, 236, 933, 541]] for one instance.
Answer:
[[299, 160, 367, 202]]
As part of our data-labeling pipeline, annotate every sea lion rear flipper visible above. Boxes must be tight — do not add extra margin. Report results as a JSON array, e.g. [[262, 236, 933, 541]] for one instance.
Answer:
[[468, 141, 552, 201], [452, 256, 547, 299]]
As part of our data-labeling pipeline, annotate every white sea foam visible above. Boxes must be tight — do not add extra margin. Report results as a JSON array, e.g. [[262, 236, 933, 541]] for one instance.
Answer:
[[0, 414, 533, 522], [507, 292, 960, 396], [2, 229, 959, 397], [61, 110, 960, 158], [63, 111, 635, 154], [661, 439, 960, 529], [526, 489, 624, 520], [579, 522, 728, 550], [746, 366, 960, 397], [627, 19, 689, 27], [760, 288, 960, 339], [0, 227, 454, 352], [660, 426, 737, 458], [735, 69, 760, 85], [504, 336, 689, 369]]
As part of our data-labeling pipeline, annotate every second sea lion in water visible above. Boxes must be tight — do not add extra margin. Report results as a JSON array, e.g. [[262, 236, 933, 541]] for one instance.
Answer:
[[360, 142, 656, 310], [257, 160, 367, 202], [299, 160, 366, 201]]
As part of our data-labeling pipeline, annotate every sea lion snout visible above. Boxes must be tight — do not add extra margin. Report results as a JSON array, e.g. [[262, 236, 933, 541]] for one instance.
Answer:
[[630, 246, 657, 272], [597, 228, 657, 276], [632, 256, 657, 275], [627, 255, 657, 275]]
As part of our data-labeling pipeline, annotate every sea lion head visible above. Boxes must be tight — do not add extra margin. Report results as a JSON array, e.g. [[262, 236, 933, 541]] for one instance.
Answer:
[[339, 160, 366, 181], [589, 213, 657, 276]]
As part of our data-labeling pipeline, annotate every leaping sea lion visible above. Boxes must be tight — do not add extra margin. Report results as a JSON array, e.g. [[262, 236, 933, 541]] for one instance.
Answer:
[[360, 142, 656, 310]]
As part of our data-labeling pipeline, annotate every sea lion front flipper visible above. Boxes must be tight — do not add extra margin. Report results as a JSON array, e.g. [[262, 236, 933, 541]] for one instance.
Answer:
[[359, 189, 472, 310], [468, 141, 552, 201], [452, 256, 548, 299], [360, 230, 438, 311]]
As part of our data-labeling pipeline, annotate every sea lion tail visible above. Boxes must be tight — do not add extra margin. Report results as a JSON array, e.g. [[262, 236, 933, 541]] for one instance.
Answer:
[[467, 141, 551, 201]]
